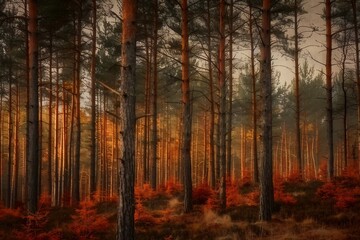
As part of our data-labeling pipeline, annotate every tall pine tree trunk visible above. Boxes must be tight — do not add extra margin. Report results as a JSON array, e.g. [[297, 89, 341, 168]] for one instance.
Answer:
[[294, 0, 302, 177], [249, 5, 259, 183], [219, 0, 227, 210], [227, 0, 233, 179], [351, 0, 360, 170], [151, 0, 159, 190], [117, 0, 137, 239], [259, 0, 274, 221], [27, 0, 39, 214], [73, 3, 82, 205], [90, 0, 97, 199], [206, 0, 216, 188], [325, 0, 334, 179], [181, 0, 193, 213], [48, 33, 53, 198]]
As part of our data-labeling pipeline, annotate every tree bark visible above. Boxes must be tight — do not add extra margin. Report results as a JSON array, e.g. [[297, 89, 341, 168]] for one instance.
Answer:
[[294, 0, 302, 177], [249, 5, 259, 183], [219, 0, 227, 210], [226, 0, 233, 179], [48, 33, 53, 199], [351, 0, 360, 171], [181, 0, 193, 213], [27, 0, 39, 214], [117, 0, 137, 239], [151, 0, 159, 190], [90, 0, 97, 200], [7, 56, 13, 208], [259, 0, 274, 222], [206, 0, 216, 189], [325, 0, 334, 179]]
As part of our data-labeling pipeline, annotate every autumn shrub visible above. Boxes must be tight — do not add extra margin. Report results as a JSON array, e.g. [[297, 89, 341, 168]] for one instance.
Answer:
[[162, 180, 183, 197], [273, 178, 297, 205], [316, 177, 360, 209], [13, 203, 52, 240], [135, 201, 158, 226], [135, 184, 156, 201], [226, 181, 241, 207], [193, 183, 213, 205], [67, 200, 111, 240], [318, 160, 328, 181], [286, 171, 303, 184], [242, 190, 259, 206], [240, 169, 252, 188], [0, 207, 23, 233], [205, 189, 220, 210]]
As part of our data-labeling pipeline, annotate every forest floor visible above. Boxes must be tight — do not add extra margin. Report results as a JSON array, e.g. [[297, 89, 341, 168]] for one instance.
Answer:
[[0, 175, 360, 240]]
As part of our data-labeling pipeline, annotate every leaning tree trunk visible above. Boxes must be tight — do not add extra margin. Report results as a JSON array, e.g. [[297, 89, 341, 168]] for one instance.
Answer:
[[181, 0, 193, 213], [259, 0, 274, 222], [27, 0, 39, 214], [117, 0, 137, 239]]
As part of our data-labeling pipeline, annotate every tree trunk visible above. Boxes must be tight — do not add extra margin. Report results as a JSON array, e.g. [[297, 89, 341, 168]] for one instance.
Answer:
[[219, 0, 227, 210], [7, 59, 13, 208], [205, 0, 216, 188], [54, 53, 60, 206], [12, 71, 20, 207], [117, 0, 137, 239], [259, 0, 274, 222], [294, 0, 302, 178], [325, 0, 334, 180], [48, 33, 53, 198], [227, 0, 233, 179], [351, 0, 360, 170], [90, 0, 97, 199], [27, 0, 39, 214], [181, 0, 193, 213], [249, 5, 259, 183], [151, 0, 159, 190], [340, 28, 349, 169], [143, 30, 151, 185]]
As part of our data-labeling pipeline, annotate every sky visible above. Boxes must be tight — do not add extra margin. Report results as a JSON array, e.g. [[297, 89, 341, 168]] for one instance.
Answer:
[[273, 1, 326, 85]]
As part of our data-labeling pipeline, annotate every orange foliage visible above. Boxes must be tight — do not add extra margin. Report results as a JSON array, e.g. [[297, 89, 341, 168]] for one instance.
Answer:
[[226, 180, 241, 207], [14, 203, 51, 240], [38, 193, 52, 209], [135, 184, 156, 201], [244, 190, 260, 206], [286, 171, 303, 183], [241, 169, 252, 187], [161, 180, 183, 196], [273, 178, 297, 205], [68, 200, 111, 240], [318, 160, 328, 181], [134, 201, 158, 226], [205, 189, 220, 210], [193, 183, 213, 205], [317, 176, 360, 209], [342, 165, 360, 180], [0, 207, 22, 220]]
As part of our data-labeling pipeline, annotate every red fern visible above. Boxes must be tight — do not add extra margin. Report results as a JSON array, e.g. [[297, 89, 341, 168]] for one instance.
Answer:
[[68, 200, 111, 239]]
